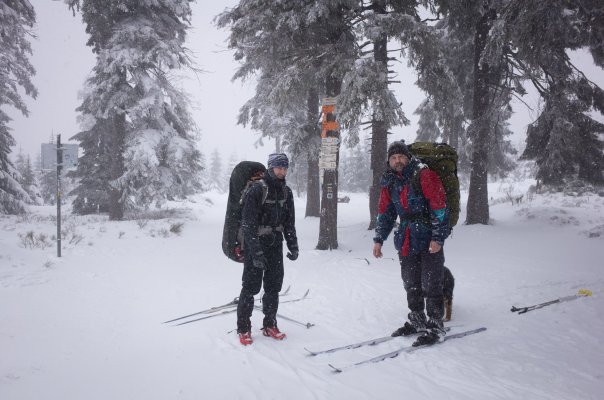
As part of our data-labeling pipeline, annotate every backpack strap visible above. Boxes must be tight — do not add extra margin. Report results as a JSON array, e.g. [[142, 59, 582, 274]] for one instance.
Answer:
[[239, 179, 269, 205], [262, 181, 288, 208], [408, 165, 432, 224], [411, 163, 427, 198]]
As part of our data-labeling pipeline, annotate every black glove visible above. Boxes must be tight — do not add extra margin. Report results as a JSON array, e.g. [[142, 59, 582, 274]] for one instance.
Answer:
[[286, 249, 299, 261], [253, 253, 268, 270]]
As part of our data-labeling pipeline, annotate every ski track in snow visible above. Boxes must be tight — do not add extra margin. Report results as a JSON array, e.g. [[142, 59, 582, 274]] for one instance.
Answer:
[[1, 188, 604, 399]]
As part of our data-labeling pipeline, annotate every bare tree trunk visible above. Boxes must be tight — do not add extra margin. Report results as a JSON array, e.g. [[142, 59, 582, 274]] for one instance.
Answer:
[[305, 87, 321, 217], [368, 4, 389, 230], [109, 112, 125, 221], [466, 8, 496, 225]]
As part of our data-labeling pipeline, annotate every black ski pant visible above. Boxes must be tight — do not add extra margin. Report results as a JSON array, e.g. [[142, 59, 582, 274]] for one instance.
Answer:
[[399, 248, 445, 321], [236, 238, 284, 333]]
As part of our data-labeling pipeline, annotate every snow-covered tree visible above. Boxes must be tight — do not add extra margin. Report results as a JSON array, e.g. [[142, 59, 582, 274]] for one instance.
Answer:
[[207, 149, 225, 193], [496, 0, 604, 186], [217, 0, 359, 224], [69, 117, 112, 213], [415, 98, 441, 142], [339, 139, 371, 192], [66, 0, 203, 219], [421, 0, 519, 224], [14, 151, 41, 205], [0, 0, 36, 214]]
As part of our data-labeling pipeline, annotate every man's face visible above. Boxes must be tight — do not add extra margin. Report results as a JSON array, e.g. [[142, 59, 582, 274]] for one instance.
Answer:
[[272, 167, 288, 180], [388, 153, 409, 172]]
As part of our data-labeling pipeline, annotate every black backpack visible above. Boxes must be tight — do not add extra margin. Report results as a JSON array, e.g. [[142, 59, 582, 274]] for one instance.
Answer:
[[221, 161, 266, 262]]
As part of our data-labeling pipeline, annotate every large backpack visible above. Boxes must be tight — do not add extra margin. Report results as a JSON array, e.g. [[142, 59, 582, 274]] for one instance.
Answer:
[[222, 161, 266, 262], [408, 142, 460, 227]]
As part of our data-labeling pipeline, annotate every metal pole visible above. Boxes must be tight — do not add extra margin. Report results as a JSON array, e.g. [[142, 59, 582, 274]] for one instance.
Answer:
[[56, 135, 63, 257]]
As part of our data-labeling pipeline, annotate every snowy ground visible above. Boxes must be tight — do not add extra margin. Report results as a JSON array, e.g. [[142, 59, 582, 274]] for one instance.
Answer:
[[1, 180, 604, 400]]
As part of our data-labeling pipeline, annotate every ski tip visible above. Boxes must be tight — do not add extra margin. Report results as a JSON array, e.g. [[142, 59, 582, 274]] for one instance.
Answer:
[[328, 363, 343, 373], [304, 347, 318, 356]]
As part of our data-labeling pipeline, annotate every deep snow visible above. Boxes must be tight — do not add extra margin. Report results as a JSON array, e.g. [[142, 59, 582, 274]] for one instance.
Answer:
[[1, 181, 604, 400]]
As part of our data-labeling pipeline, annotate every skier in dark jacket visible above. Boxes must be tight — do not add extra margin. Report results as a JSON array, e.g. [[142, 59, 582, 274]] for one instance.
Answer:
[[372, 141, 451, 346], [236, 153, 299, 345]]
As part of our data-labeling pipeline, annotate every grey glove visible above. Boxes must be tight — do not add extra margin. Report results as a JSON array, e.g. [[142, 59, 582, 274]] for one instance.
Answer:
[[253, 253, 268, 270]]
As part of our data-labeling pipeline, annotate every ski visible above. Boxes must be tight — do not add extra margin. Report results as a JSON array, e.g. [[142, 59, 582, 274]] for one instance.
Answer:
[[510, 289, 592, 314], [253, 305, 314, 329], [305, 325, 458, 356], [163, 285, 291, 324], [306, 336, 395, 356], [171, 288, 308, 327], [328, 327, 487, 373]]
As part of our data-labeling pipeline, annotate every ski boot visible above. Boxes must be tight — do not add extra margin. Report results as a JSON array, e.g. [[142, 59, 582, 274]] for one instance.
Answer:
[[238, 331, 253, 346], [262, 326, 286, 340], [391, 311, 428, 337], [413, 318, 446, 346]]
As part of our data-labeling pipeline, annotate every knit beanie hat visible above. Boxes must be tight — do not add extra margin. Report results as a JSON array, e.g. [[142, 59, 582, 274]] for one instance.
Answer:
[[268, 153, 289, 169], [387, 141, 412, 159]]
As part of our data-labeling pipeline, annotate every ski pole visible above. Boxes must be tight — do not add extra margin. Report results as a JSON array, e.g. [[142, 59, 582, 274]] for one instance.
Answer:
[[253, 306, 314, 328], [511, 289, 592, 314]]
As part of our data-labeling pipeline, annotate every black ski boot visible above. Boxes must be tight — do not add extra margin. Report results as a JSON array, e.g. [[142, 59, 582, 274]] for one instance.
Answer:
[[391, 311, 427, 337], [412, 318, 446, 346]]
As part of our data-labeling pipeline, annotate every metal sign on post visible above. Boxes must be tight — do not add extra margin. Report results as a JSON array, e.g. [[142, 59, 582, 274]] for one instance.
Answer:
[[56, 135, 63, 258]]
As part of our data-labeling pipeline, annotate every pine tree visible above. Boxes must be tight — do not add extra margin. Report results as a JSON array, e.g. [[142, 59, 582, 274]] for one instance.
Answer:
[[498, 0, 604, 186], [22, 155, 41, 204], [217, 0, 359, 229], [338, 1, 410, 230], [69, 118, 112, 213], [0, 0, 36, 214], [14, 151, 40, 205], [415, 99, 441, 142], [67, 0, 202, 219], [208, 149, 224, 193], [430, 0, 518, 224], [339, 139, 371, 192]]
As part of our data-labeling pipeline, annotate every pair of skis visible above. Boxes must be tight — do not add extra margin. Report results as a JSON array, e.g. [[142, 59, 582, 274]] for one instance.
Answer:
[[305, 326, 487, 373], [510, 289, 592, 314], [163, 287, 312, 327]]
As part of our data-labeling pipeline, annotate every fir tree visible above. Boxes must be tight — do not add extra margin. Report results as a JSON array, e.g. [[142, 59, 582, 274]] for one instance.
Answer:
[[217, 0, 359, 225], [67, 0, 202, 218], [431, 0, 518, 224], [14, 151, 40, 205], [497, 0, 604, 186], [339, 139, 371, 192], [208, 149, 224, 193], [415, 99, 441, 142], [0, 0, 36, 214]]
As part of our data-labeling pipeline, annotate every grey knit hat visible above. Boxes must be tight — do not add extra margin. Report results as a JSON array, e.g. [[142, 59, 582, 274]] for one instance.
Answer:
[[268, 153, 289, 168], [387, 141, 412, 159]]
